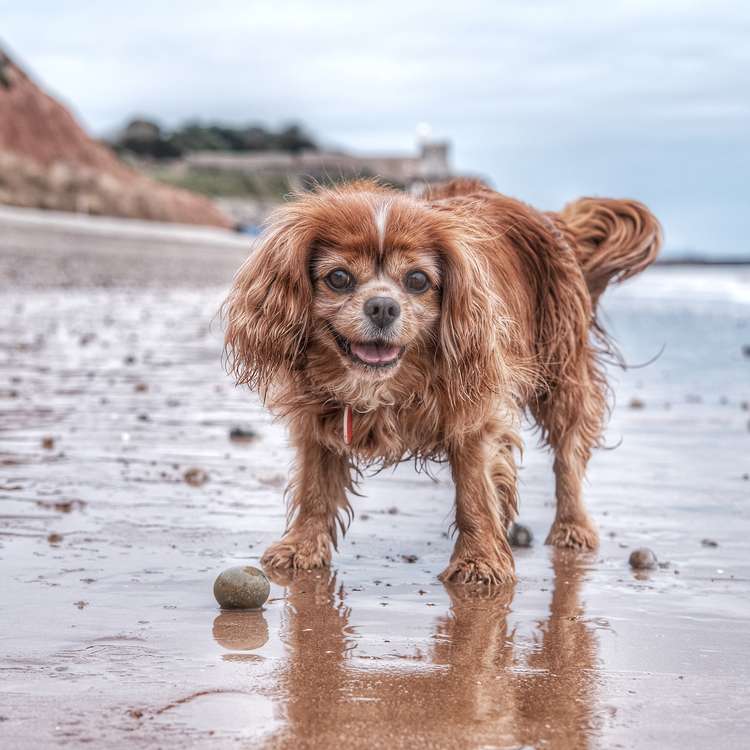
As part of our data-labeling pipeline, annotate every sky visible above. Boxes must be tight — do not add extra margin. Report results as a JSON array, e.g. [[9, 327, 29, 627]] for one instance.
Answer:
[[2, 0, 749, 258]]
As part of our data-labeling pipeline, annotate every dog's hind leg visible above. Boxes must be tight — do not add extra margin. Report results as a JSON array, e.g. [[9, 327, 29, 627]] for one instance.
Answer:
[[532, 351, 605, 550], [488, 429, 522, 532]]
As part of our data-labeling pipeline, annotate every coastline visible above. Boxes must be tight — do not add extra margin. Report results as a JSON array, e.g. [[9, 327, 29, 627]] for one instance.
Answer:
[[0, 207, 748, 749]]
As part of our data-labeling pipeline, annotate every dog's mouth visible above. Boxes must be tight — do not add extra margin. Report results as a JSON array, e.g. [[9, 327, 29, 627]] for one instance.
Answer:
[[331, 330, 405, 369]]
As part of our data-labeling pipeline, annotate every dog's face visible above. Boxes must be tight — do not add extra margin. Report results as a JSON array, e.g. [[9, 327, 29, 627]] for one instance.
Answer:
[[309, 229, 442, 381], [224, 183, 506, 408]]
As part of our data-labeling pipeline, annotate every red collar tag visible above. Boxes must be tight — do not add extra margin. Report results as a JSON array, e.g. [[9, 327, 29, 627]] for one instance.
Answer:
[[343, 404, 353, 445]]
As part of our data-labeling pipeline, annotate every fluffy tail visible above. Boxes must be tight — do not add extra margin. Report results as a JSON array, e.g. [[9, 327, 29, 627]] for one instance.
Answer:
[[559, 197, 662, 306]]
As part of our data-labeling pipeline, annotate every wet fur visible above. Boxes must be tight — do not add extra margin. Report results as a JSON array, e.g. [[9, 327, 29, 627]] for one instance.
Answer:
[[223, 179, 661, 585]]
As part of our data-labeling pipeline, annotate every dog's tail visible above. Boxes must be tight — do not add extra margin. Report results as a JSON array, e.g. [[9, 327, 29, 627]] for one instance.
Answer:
[[559, 197, 662, 306]]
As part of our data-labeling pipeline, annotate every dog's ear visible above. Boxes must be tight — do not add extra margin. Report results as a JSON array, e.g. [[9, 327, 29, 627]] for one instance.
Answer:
[[437, 229, 510, 412], [223, 207, 315, 395]]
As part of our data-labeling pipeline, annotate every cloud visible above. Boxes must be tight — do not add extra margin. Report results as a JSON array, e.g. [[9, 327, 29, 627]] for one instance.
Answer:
[[2, 0, 749, 255]]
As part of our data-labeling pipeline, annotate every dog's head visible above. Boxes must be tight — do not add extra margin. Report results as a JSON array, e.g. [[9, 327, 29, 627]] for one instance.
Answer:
[[224, 183, 505, 406]]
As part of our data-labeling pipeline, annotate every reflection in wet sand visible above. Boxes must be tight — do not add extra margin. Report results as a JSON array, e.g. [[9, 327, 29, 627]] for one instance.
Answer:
[[212, 610, 270, 651], [261, 552, 598, 749]]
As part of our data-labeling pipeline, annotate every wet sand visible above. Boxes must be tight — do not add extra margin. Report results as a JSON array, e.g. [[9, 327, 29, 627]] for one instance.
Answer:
[[1, 206, 749, 748]]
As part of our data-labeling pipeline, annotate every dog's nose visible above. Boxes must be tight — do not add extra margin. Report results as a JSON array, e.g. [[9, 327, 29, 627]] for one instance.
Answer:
[[364, 296, 401, 328]]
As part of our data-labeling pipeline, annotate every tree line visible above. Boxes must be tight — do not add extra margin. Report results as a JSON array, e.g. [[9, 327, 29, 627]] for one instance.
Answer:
[[109, 118, 318, 159]]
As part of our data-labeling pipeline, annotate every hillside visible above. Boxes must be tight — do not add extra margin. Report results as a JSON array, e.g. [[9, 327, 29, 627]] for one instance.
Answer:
[[0, 49, 232, 228]]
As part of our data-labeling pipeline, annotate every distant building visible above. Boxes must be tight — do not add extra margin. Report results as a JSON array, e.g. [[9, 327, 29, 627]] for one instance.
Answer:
[[184, 139, 452, 189]]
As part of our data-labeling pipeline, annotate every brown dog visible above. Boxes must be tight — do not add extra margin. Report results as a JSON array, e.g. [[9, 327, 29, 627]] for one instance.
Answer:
[[223, 178, 660, 584]]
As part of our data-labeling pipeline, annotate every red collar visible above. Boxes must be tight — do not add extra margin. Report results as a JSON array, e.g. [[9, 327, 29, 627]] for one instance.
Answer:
[[342, 404, 353, 445]]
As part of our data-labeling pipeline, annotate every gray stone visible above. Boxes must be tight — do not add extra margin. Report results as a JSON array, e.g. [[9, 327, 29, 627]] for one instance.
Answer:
[[213, 566, 270, 610], [629, 547, 658, 570], [507, 523, 533, 548]]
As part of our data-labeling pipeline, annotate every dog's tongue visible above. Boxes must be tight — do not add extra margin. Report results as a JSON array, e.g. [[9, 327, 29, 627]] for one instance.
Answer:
[[351, 342, 401, 365]]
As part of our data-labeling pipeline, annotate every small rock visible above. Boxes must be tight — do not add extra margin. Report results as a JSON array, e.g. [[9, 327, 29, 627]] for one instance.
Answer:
[[134, 382, 148, 393], [41, 436, 55, 450], [37, 499, 86, 513], [507, 522, 533, 547], [73, 600, 88, 609], [47, 532, 63, 545], [229, 426, 259, 443], [701, 538, 719, 548], [257, 473, 285, 488], [629, 547, 658, 570], [184, 468, 208, 487], [387, 506, 399, 515], [213, 566, 270, 610], [123, 355, 136, 365], [401, 554, 418, 563], [741, 344, 750, 358], [628, 397, 645, 410]]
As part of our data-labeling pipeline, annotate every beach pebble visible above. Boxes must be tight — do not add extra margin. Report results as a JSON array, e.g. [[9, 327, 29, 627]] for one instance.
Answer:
[[629, 547, 658, 570], [229, 426, 259, 443], [213, 566, 270, 610], [701, 538, 719, 548], [507, 522, 533, 548], [628, 397, 646, 410], [183, 467, 208, 486]]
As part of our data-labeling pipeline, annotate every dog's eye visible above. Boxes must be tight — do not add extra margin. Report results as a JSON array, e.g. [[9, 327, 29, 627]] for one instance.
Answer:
[[325, 269, 355, 292], [404, 270, 430, 293]]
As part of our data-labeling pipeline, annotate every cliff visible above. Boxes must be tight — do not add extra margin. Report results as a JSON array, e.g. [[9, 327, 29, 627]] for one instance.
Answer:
[[0, 49, 232, 228]]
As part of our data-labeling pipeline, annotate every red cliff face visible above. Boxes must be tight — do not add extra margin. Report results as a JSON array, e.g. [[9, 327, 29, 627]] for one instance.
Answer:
[[0, 50, 233, 228]]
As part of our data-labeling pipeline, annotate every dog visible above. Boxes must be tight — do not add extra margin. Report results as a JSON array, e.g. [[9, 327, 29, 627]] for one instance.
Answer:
[[223, 178, 661, 584]]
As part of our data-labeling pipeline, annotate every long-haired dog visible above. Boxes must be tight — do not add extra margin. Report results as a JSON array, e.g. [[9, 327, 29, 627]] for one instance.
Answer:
[[223, 178, 661, 585]]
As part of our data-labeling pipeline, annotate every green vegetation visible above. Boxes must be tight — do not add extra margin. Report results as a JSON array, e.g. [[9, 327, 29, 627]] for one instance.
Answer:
[[110, 118, 318, 160], [146, 164, 291, 200], [0, 53, 12, 89]]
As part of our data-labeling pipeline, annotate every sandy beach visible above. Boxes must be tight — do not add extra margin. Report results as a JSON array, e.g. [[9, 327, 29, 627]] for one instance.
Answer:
[[1, 205, 749, 749]]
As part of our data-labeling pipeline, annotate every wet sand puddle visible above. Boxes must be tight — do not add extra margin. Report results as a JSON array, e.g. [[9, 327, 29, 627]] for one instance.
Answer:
[[1, 222, 749, 748]]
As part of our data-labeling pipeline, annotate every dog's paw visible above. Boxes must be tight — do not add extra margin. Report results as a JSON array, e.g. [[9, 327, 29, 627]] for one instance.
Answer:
[[261, 533, 332, 571], [545, 519, 599, 550], [439, 553, 515, 586]]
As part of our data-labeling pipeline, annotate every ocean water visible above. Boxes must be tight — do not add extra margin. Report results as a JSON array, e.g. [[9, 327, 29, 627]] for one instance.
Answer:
[[602, 266, 750, 402]]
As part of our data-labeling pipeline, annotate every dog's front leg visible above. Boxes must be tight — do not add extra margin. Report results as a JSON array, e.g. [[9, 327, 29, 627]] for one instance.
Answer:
[[261, 423, 352, 571], [439, 428, 516, 586]]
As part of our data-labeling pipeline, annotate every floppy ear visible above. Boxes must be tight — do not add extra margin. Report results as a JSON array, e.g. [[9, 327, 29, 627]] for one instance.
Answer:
[[438, 231, 509, 413], [223, 207, 315, 395]]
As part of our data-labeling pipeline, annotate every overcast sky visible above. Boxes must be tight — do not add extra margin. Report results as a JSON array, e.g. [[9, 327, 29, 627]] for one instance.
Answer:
[[3, 1, 749, 257]]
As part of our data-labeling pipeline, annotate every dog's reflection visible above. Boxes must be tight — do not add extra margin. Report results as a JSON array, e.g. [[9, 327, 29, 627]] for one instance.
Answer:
[[243, 553, 598, 748]]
